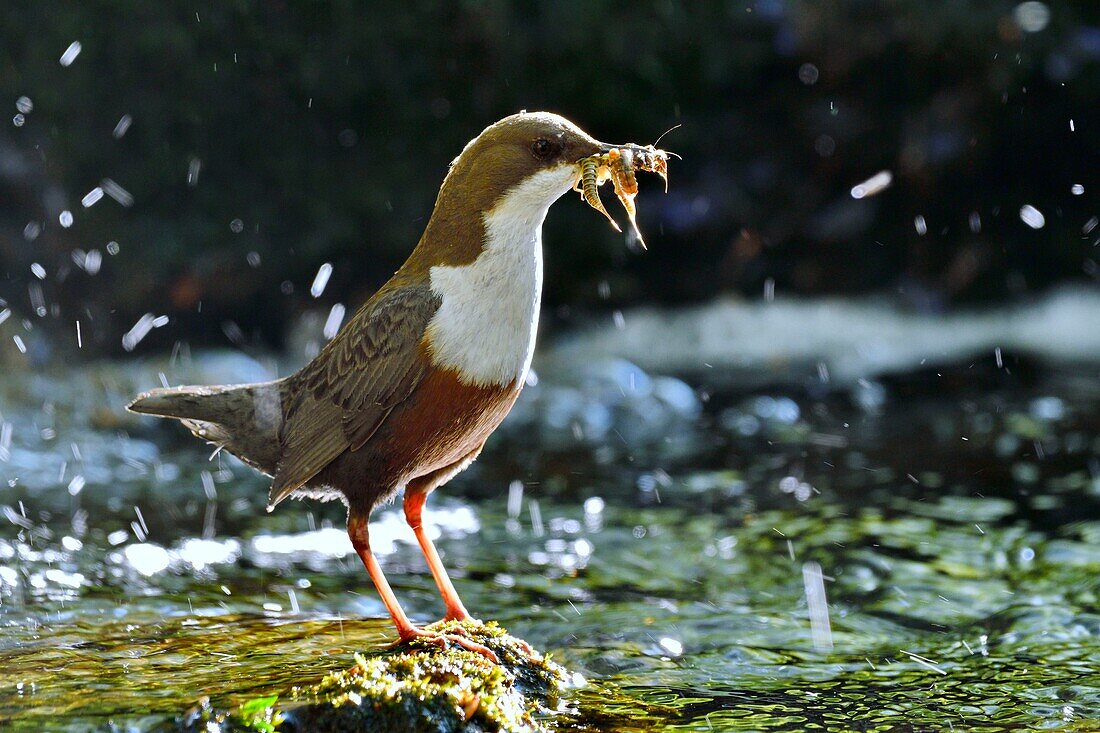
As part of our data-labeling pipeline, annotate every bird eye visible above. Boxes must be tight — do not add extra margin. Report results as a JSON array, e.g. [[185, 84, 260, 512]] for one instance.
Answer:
[[531, 138, 553, 159]]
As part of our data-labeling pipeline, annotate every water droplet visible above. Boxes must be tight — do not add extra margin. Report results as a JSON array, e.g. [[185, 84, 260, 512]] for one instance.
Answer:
[[67, 476, 85, 496], [59, 41, 82, 67], [81, 187, 104, 208], [1013, 1, 1050, 33], [113, 114, 132, 138], [850, 170, 893, 199], [323, 303, 346, 339], [311, 262, 333, 297], [100, 178, 133, 207], [187, 158, 202, 187], [1019, 204, 1045, 229]]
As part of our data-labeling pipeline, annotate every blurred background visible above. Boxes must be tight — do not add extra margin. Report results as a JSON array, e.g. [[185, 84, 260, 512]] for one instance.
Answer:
[[1, 1, 1097, 356], [2, 3, 1100, 731]]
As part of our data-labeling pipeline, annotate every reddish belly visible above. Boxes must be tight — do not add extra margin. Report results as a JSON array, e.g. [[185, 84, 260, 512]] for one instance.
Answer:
[[379, 365, 520, 481]]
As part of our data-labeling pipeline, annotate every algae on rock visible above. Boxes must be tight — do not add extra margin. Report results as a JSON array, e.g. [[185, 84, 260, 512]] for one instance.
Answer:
[[180, 620, 573, 733]]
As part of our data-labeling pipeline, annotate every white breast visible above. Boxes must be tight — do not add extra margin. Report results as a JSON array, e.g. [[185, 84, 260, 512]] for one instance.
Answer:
[[426, 166, 578, 387]]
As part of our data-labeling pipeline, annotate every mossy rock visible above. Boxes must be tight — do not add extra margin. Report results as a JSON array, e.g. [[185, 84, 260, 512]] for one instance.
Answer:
[[177, 620, 573, 733]]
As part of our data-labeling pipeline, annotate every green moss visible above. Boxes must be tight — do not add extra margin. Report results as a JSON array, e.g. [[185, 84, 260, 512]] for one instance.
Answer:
[[179, 620, 572, 733], [236, 695, 284, 732]]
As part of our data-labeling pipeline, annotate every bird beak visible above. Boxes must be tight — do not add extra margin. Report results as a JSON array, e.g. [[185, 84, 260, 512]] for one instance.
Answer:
[[598, 141, 651, 156]]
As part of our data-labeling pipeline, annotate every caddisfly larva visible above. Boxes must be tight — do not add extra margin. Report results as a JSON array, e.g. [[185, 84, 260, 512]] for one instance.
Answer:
[[608, 148, 645, 247], [610, 148, 638, 197], [578, 156, 620, 232]]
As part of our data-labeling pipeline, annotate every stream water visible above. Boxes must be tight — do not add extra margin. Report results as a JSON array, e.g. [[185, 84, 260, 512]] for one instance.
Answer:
[[0, 352, 1097, 731]]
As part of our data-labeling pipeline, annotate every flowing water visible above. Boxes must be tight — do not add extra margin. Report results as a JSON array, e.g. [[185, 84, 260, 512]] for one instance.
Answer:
[[0, 353, 1097, 731]]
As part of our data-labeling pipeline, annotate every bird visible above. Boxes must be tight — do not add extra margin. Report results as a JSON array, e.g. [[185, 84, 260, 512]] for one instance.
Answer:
[[129, 112, 649, 662]]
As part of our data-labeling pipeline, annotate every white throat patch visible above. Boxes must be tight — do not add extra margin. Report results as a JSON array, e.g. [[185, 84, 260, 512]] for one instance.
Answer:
[[426, 165, 578, 387]]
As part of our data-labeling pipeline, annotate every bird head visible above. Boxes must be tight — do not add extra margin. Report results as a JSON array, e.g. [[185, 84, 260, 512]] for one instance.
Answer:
[[441, 111, 607, 212], [402, 112, 668, 273]]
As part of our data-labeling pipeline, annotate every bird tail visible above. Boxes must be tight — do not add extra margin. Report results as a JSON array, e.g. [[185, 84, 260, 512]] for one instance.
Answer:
[[128, 384, 246, 421], [128, 381, 284, 475]]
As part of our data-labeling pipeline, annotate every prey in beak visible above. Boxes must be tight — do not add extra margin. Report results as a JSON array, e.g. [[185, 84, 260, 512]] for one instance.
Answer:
[[574, 141, 674, 248]]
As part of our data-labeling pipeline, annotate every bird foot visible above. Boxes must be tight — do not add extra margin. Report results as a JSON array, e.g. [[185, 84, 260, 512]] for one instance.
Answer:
[[506, 636, 543, 663], [392, 626, 500, 664], [439, 619, 543, 663]]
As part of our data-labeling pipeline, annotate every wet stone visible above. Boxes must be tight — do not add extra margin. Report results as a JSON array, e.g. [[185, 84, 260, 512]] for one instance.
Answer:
[[175, 620, 571, 733]]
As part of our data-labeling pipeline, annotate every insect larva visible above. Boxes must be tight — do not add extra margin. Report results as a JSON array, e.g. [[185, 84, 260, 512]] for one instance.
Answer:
[[580, 156, 620, 231], [577, 143, 671, 240], [608, 149, 644, 248], [610, 148, 638, 196]]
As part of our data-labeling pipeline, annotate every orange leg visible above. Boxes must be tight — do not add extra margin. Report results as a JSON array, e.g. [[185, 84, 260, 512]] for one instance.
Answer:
[[403, 492, 541, 662], [403, 491, 472, 622], [347, 512, 498, 663]]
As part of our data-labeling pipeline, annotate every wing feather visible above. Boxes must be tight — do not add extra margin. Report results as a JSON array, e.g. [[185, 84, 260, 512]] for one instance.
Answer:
[[268, 282, 440, 506]]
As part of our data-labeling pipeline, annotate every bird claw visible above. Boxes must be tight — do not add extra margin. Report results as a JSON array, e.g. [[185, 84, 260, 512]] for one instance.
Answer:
[[510, 636, 543, 663], [392, 626, 500, 664], [442, 621, 543, 663]]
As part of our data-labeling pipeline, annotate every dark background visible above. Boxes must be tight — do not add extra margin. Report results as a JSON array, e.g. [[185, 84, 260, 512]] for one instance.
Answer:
[[1, 1, 1097, 357]]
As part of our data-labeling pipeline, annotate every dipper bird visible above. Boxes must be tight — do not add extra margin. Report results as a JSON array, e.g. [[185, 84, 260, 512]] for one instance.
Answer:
[[129, 112, 662, 660]]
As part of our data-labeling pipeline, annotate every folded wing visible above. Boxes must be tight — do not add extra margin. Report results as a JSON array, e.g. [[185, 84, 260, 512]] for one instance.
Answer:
[[268, 282, 441, 507]]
